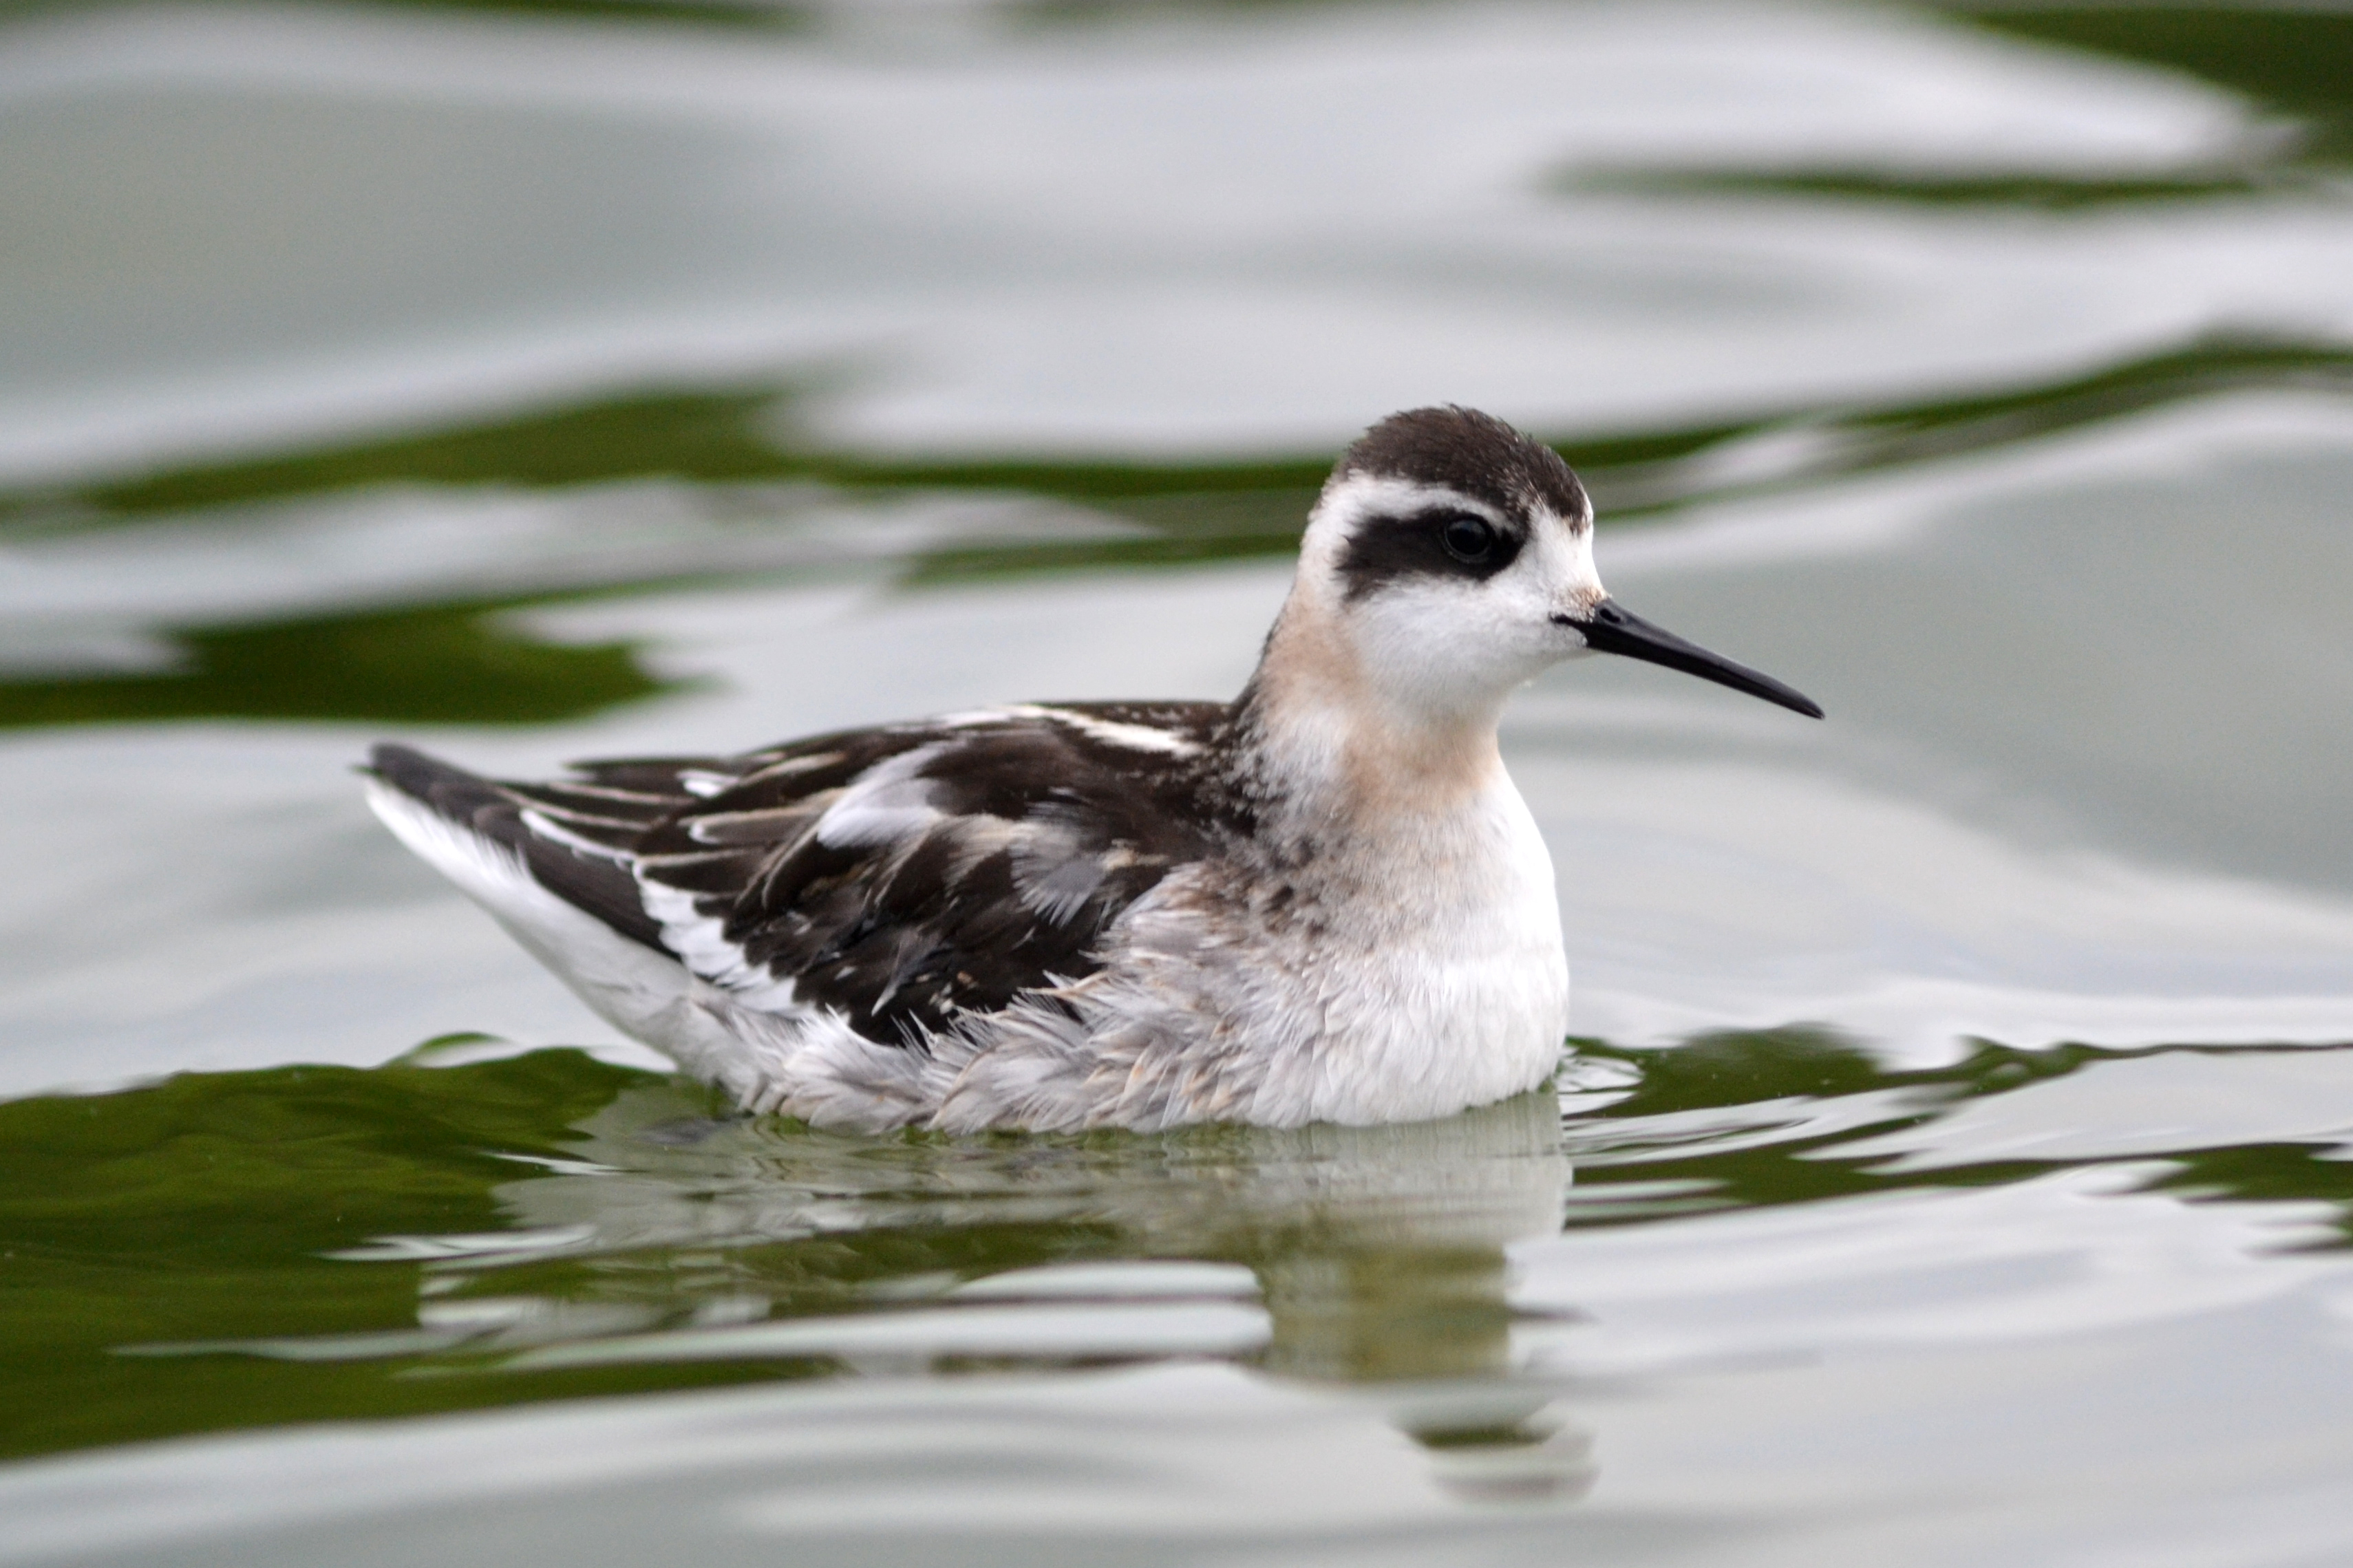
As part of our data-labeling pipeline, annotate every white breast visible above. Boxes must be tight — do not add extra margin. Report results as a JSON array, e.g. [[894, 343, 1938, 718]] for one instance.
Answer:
[[1036, 766, 1570, 1131], [1290, 771, 1569, 1125]]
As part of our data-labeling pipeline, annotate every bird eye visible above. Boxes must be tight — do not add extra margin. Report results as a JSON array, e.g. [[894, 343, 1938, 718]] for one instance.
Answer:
[[1438, 514, 1499, 565]]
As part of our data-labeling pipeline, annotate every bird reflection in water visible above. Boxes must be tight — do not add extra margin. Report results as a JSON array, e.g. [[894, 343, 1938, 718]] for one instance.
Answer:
[[473, 1077, 1598, 1505], [1256, 1245, 1595, 1504]]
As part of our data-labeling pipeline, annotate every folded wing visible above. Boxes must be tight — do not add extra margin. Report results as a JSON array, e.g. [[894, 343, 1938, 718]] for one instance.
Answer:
[[465, 702, 1227, 1045]]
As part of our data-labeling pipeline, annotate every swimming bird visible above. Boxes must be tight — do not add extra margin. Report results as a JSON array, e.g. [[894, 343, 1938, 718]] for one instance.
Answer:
[[365, 406, 1820, 1132]]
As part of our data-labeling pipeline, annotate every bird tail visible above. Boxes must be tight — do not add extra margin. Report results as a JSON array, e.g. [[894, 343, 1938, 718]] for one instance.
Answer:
[[361, 743, 668, 954]]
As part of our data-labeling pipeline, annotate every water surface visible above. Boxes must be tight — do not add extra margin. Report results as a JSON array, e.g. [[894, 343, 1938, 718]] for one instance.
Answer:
[[4, 1, 2353, 1562]]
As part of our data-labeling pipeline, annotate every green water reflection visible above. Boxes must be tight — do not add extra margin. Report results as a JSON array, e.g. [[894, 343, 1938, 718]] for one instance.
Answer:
[[1966, 7, 2353, 164], [1573, 167, 2297, 210], [7, 1032, 2347, 1465], [9, 334, 2351, 730], [0, 601, 677, 729], [1579, 6, 2353, 206], [19, 336, 2347, 532]]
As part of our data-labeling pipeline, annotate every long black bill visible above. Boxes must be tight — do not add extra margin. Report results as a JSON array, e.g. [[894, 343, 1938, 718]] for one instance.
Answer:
[[1561, 599, 1824, 719]]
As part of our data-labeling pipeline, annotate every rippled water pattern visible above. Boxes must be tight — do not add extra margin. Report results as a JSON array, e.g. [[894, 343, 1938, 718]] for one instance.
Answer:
[[4, 1, 2353, 1563]]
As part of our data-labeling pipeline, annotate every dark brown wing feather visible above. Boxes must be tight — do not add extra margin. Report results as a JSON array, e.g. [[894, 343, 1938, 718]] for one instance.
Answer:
[[513, 702, 1229, 1045]]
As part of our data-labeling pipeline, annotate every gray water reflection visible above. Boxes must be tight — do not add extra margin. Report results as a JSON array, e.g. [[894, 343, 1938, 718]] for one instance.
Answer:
[[473, 1085, 1597, 1499], [10, 0, 2346, 477]]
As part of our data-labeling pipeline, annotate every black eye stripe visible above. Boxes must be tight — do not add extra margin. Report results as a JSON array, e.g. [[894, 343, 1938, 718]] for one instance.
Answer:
[[1335, 508, 1524, 601]]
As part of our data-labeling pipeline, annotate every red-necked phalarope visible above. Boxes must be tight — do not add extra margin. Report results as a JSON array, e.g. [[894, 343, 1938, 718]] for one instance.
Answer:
[[366, 407, 1821, 1132]]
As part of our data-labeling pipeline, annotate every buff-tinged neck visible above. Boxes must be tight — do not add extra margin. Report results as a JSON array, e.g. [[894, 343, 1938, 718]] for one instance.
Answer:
[[1219, 594, 1513, 848]]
